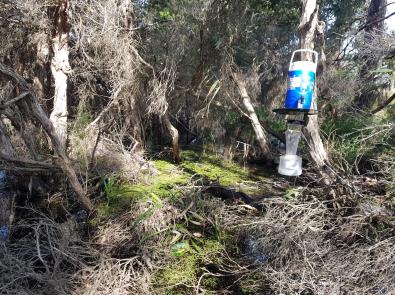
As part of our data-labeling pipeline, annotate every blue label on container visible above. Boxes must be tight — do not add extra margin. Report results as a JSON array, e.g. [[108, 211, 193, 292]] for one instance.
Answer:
[[285, 70, 315, 109]]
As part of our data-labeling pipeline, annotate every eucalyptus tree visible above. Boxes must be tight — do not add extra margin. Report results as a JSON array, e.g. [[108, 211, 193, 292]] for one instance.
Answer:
[[357, 0, 388, 109], [50, 0, 71, 151]]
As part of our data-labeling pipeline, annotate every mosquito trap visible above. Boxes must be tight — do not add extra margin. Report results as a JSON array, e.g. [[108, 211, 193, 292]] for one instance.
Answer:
[[273, 49, 319, 176]]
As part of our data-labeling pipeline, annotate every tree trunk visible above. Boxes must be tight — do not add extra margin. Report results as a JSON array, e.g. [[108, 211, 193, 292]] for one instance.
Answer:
[[365, 0, 387, 32], [0, 120, 15, 157], [299, 0, 329, 169], [50, 0, 71, 151], [163, 112, 181, 162], [356, 0, 387, 109], [223, 126, 241, 162], [232, 72, 272, 159], [31, 95, 94, 211]]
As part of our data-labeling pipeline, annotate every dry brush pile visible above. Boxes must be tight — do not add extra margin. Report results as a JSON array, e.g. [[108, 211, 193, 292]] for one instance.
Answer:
[[1, 170, 394, 295]]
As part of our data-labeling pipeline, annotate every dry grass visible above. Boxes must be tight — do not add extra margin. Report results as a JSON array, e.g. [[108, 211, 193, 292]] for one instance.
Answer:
[[1, 174, 394, 295], [75, 257, 151, 295], [232, 194, 395, 295], [0, 208, 155, 295], [0, 210, 93, 295]]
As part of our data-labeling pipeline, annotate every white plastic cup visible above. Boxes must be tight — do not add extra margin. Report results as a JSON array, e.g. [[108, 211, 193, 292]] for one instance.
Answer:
[[278, 155, 302, 176]]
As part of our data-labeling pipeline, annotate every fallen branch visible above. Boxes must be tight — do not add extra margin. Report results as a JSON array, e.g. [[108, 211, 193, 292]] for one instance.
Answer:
[[0, 151, 59, 171], [203, 183, 265, 211], [0, 62, 94, 211]]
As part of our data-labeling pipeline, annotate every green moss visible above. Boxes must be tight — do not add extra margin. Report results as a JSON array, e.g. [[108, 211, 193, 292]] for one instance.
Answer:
[[93, 151, 261, 292], [98, 149, 270, 217], [180, 150, 253, 186], [97, 160, 191, 216], [152, 238, 224, 293], [155, 251, 197, 287]]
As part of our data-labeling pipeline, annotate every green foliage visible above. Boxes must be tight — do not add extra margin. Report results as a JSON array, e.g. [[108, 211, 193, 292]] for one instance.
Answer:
[[248, 0, 299, 26], [70, 104, 92, 139], [224, 110, 241, 126], [322, 116, 367, 136], [323, 116, 370, 164], [159, 8, 174, 20], [172, 240, 191, 257], [323, 115, 394, 169], [319, 0, 366, 35], [284, 187, 301, 199]]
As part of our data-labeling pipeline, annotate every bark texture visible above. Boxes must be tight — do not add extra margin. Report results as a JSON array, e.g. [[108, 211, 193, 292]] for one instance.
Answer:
[[0, 120, 15, 157], [163, 112, 181, 163], [50, 0, 71, 151], [299, 0, 329, 169]]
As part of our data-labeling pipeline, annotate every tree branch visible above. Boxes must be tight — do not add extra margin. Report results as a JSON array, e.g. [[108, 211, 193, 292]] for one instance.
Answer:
[[358, 11, 395, 32], [0, 62, 94, 211], [0, 91, 30, 110], [371, 93, 395, 114], [0, 152, 59, 170]]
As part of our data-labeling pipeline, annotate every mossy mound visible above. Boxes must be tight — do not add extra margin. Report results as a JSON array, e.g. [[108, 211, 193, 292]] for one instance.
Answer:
[[97, 149, 270, 217], [152, 237, 225, 294]]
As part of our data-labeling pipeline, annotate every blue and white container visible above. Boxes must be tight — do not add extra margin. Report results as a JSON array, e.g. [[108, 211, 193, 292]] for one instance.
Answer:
[[284, 49, 318, 111]]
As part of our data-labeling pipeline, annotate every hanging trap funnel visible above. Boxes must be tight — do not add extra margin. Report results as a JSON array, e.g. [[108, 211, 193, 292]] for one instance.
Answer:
[[278, 129, 302, 176]]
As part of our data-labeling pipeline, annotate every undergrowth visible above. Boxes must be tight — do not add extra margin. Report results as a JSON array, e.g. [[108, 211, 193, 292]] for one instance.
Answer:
[[98, 149, 269, 217], [323, 114, 394, 174], [2, 145, 395, 295]]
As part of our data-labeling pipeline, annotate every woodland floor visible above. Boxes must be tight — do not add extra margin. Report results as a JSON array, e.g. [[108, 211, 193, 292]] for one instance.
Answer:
[[1, 148, 395, 295]]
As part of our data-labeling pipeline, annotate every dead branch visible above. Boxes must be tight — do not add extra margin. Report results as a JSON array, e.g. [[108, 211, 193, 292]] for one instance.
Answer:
[[371, 92, 395, 114], [231, 71, 272, 158], [0, 62, 94, 211], [0, 91, 30, 109], [0, 151, 58, 171]]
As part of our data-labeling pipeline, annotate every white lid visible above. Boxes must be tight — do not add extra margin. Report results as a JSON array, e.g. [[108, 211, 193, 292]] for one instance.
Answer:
[[290, 61, 317, 72], [289, 49, 318, 71]]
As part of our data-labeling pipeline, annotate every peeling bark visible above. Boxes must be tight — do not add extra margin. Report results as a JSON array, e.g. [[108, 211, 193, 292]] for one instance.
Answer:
[[299, 0, 329, 170], [50, 0, 71, 151]]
